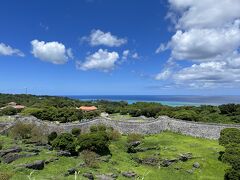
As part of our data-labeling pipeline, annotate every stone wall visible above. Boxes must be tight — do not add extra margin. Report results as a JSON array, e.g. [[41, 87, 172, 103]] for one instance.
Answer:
[[1, 115, 240, 139]]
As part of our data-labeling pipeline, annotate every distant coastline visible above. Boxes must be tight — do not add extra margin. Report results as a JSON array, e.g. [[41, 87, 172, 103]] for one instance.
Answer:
[[67, 95, 240, 107]]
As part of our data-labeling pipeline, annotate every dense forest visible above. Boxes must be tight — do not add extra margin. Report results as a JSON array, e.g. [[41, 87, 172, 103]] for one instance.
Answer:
[[0, 93, 240, 124]]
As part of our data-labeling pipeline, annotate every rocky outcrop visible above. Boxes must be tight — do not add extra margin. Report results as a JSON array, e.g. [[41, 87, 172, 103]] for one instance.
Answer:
[[25, 160, 45, 170]]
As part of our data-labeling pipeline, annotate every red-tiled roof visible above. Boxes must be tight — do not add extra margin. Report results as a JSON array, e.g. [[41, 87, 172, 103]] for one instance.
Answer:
[[79, 106, 97, 111]]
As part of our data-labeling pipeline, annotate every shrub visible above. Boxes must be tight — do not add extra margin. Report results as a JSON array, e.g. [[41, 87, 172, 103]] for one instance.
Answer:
[[71, 128, 81, 136], [30, 125, 47, 143], [219, 128, 240, 147], [222, 143, 240, 170], [9, 122, 34, 139], [219, 104, 238, 115], [90, 125, 107, 133], [0, 107, 18, 116], [173, 110, 199, 121], [0, 172, 13, 180], [127, 133, 144, 143], [224, 168, 240, 180], [76, 131, 110, 155], [48, 132, 58, 143], [0, 141, 3, 150], [83, 110, 100, 120], [52, 133, 76, 153], [81, 150, 99, 168], [20, 107, 42, 116], [108, 129, 121, 141]]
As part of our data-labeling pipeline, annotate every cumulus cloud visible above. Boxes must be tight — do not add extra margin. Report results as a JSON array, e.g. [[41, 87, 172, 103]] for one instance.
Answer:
[[0, 43, 24, 57], [31, 40, 73, 64], [82, 29, 127, 47], [155, 0, 240, 88], [174, 60, 240, 88], [76, 49, 119, 72], [170, 21, 240, 61], [169, 0, 240, 29]]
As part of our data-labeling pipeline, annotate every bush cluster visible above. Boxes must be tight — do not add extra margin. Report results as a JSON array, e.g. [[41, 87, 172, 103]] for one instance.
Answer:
[[9, 122, 34, 139], [52, 133, 76, 154], [219, 128, 240, 180], [50, 125, 112, 156], [81, 150, 99, 168], [9, 122, 46, 142], [0, 107, 19, 116], [48, 131, 58, 143], [71, 128, 81, 136]]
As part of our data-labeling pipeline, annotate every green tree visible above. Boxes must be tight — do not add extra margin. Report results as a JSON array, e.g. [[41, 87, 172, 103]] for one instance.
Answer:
[[52, 133, 76, 154], [219, 128, 240, 146], [76, 131, 110, 155]]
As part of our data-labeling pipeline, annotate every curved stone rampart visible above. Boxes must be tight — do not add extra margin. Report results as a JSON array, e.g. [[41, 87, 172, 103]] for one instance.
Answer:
[[1, 115, 240, 139]]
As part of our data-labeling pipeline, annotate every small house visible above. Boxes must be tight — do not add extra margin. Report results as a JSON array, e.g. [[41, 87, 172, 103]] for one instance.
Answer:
[[78, 106, 97, 111]]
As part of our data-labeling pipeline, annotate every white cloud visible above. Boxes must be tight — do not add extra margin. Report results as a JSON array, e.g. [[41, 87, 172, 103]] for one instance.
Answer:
[[170, 23, 240, 60], [77, 49, 119, 72], [174, 60, 240, 88], [121, 50, 139, 60], [31, 40, 72, 64], [82, 29, 127, 47], [132, 52, 139, 59], [155, 43, 169, 54], [67, 48, 74, 59], [155, 0, 240, 88], [169, 0, 240, 29], [0, 43, 24, 57], [122, 50, 130, 60], [155, 69, 172, 80]]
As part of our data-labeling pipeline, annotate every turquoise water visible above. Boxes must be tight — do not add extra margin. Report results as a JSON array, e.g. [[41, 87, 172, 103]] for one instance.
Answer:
[[67, 95, 240, 106]]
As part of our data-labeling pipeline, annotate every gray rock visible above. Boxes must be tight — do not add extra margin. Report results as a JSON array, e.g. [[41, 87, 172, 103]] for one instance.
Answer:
[[132, 157, 142, 164], [122, 171, 137, 178], [161, 160, 172, 167], [57, 150, 71, 157], [2, 152, 38, 164], [68, 168, 77, 175], [83, 172, 94, 180], [0, 146, 22, 157], [45, 157, 59, 164], [45, 144, 53, 151], [186, 169, 194, 174], [98, 155, 111, 162], [106, 173, 118, 179], [78, 162, 86, 167], [25, 160, 45, 170], [193, 162, 200, 168], [2, 153, 21, 163], [179, 153, 192, 162], [161, 159, 177, 167], [135, 147, 157, 152], [128, 141, 141, 147], [142, 157, 159, 166]]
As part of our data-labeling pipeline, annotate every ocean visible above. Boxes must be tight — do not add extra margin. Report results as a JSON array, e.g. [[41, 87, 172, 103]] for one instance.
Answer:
[[67, 95, 240, 107]]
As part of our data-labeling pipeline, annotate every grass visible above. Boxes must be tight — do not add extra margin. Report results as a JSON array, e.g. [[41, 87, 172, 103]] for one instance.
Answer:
[[0, 116, 15, 123], [0, 132, 228, 180]]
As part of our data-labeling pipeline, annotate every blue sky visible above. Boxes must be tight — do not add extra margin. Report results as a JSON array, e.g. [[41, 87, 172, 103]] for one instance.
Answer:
[[0, 0, 240, 95]]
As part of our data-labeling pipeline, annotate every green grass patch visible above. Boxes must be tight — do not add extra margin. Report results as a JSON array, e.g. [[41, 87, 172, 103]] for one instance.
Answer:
[[0, 132, 228, 180]]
